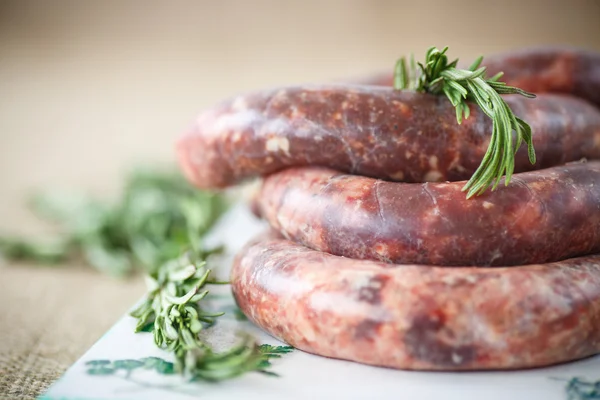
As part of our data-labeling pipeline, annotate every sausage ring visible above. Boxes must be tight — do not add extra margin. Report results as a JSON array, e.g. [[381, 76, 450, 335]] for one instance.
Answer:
[[177, 47, 600, 370], [232, 234, 600, 370]]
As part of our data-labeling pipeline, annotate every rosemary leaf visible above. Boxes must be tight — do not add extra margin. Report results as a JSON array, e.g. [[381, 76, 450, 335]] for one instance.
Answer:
[[393, 47, 536, 198]]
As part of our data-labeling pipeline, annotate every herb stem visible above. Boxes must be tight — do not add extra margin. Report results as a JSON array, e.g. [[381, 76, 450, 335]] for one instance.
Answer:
[[394, 47, 536, 198]]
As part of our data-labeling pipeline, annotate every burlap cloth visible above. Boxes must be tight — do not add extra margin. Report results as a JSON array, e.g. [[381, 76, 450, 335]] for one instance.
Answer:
[[1, 1, 599, 398], [0, 265, 144, 399]]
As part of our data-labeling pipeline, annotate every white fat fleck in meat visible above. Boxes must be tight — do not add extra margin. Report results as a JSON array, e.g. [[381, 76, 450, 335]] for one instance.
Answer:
[[265, 136, 291, 155], [261, 118, 290, 135], [300, 222, 319, 244], [440, 274, 462, 286], [594, 132, 600, 148], [369, 111, 379, 123], [424, 170, 443, 182], [489, 249, 503, 263], [352, 199, 364, 211], [483, 201, 494, 210], [350, 273, 382, 292], [467, 312, 507, 348], [447, 152, 467, 173], [390, 171, 405, 180], [429, 155, 439, 169], [232, 131, 243, 143], [451, 352, 463, 364]]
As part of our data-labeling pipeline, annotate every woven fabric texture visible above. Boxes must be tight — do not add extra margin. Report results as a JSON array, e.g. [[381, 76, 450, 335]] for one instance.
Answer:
[[0, 265, 143, 399], [1, 0, 599, 399]]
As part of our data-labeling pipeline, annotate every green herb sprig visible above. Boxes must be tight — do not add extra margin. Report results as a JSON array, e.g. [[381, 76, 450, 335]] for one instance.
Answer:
[[0, 167, 293, 381], [394, 47, 537, 198], [129, 253, 275, 380], [129, 254, 293, 380], [0, 168, 228, 276]]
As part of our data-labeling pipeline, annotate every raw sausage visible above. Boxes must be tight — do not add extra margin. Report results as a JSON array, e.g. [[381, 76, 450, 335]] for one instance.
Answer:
[[363, 47, 600, 108], [255, 161, 600, 266], [177, 48, 600, 190], [231, 233, 600, 371], [177, 88, 600, 189], [177, 47, 600, 370]]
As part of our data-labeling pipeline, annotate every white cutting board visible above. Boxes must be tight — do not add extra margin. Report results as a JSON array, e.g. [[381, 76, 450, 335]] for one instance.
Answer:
[[41, 204, 600, 400]]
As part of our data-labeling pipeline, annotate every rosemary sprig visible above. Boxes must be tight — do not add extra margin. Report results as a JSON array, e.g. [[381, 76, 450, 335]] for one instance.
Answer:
[[129, 252, 293, 380], [394, 46, 537, 198], [0, 167, 293, 381]]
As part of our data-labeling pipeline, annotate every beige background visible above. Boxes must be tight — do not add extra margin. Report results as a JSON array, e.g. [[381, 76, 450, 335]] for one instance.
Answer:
[[1, 1, 599, 398]]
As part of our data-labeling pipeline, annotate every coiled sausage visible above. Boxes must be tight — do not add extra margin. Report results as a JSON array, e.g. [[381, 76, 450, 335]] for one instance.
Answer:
[[255, 161, 600, 266], [232, 233, 600, 370], [178, 89, 600, 189]]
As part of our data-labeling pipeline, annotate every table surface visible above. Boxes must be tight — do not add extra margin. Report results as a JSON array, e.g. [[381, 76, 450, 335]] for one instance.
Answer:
[[1, 1, 599, 398]]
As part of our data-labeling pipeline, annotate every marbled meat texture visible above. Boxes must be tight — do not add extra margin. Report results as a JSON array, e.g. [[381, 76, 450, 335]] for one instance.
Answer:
[[180, 47, 600, 371], [256, 161, 600, 266], [177, 87, 600, 189], [232, 233, 600, 371]]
